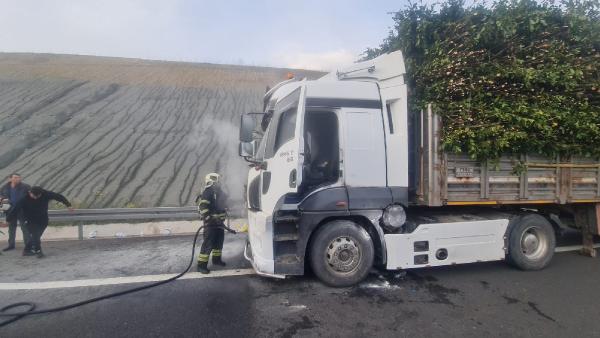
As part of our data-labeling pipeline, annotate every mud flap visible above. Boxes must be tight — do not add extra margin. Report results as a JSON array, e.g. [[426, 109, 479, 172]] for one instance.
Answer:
[[576, 204, 600, 258]]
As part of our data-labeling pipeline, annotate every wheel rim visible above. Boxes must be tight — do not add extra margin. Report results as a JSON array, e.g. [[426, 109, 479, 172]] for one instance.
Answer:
[[325, 236, 361, 273], [520, 226, 549, 260]]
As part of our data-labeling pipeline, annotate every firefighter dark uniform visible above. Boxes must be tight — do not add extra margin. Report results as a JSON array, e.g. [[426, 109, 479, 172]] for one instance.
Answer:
[[196, 173, 228, 274]]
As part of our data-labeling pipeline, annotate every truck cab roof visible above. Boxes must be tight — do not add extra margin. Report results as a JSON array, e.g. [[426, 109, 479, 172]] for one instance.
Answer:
[[265, 81, 381, 115], [264, 51, 406, 111]]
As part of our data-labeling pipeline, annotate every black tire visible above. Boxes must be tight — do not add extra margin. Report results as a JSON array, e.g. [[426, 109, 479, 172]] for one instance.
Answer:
[[309, 220, 374, 287], [507, 214, 556, 270]]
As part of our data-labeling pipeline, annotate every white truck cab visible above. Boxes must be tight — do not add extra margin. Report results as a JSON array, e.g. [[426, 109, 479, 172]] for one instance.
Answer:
[[239, 51, 600, 286]]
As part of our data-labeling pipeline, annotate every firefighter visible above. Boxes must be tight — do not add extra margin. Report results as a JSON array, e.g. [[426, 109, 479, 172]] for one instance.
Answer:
[[195, 173, 228, 274]]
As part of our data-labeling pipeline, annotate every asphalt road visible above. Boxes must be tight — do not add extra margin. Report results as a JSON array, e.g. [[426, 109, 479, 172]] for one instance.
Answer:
[[0, 233, 599, 337]]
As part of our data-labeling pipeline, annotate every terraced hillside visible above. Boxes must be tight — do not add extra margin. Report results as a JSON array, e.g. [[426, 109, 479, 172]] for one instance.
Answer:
[[0, 53, 323, 208]]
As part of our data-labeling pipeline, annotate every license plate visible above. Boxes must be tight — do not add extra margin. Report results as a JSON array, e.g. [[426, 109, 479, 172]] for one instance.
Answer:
[[455, 167, 475, 178]]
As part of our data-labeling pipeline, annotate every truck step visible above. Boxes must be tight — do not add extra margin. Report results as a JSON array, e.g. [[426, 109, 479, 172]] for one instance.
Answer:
[[274, 215, 299, 223], [274, 234, 299, 242], [274, 222, 297, 236], [275, 254, 301, 264]]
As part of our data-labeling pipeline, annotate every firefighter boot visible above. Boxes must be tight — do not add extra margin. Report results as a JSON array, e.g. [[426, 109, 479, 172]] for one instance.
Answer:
[[197, 261, 210, 274], [212, 256, 226, 267], [212, 249, 226, 266]]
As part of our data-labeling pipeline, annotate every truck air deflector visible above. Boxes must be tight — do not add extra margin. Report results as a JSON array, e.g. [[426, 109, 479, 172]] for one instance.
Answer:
[[305, 98, 381, 109]]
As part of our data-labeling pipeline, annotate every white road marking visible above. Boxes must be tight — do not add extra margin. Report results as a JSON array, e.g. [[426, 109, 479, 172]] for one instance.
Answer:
[[0, 268, 256, 291], [2, 244, 598, 291], [555, 244, 600, 253]]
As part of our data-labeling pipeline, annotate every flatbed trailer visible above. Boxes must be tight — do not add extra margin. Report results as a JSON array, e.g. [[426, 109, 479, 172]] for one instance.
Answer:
[[413, 106, 600, 258]]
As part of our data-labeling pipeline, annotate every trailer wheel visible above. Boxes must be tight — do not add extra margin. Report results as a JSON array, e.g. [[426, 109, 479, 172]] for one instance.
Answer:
[[309, 220, 374, 287], [508, 214, 556, 270]]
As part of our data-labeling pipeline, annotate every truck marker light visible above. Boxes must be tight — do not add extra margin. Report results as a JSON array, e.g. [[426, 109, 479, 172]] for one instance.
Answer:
[[335, 201, 347, 208]]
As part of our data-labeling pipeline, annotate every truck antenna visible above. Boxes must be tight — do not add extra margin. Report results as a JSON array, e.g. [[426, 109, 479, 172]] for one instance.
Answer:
[[336, 65, 375, 79]]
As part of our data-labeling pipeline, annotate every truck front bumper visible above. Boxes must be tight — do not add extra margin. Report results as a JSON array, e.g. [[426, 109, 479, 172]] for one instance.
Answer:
[[244, 239, 285, 279], [244, 210, 285, 278]]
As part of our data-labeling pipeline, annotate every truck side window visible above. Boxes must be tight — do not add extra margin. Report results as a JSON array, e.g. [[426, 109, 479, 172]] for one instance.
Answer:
[[386, 103, 394, 134], [273, 108, 297, 153], [255, 124, 270, 161], [302, 111, 339, 192], [264, 88, 301, 159]]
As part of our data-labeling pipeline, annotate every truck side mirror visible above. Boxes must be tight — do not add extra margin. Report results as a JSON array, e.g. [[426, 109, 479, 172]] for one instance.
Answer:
[[239, 114, 255, 143], [239, 141, 255, 158]]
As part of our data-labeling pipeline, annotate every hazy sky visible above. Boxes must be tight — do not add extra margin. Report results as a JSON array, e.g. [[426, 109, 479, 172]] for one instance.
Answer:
[[0, 0, 417, 71]]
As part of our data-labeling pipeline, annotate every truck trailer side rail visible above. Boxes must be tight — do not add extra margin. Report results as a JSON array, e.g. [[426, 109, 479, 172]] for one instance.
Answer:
[[414, 105, 600, 207]]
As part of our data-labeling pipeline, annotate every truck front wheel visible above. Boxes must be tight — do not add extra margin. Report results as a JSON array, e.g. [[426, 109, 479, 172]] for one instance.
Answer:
[[508, 214, 556, 270], [309, 220, 374, 287]]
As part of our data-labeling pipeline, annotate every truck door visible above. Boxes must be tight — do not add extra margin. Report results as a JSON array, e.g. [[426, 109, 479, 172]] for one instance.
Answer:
[[259, 87, 304, 214], [342, 108, 387, 187]]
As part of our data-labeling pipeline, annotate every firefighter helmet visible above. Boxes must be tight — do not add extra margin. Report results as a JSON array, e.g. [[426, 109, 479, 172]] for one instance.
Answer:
[[205, 173, 221, 188]]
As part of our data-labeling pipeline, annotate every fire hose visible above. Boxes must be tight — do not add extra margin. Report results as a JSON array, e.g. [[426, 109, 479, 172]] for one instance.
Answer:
[[0, 218, 238, 328]]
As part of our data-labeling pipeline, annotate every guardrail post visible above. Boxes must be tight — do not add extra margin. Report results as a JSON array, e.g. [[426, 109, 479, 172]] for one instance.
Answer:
[[78, 222, 83, 241]]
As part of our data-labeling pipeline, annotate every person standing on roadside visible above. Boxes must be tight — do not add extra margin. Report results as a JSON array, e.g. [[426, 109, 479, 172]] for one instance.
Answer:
[[8, 186, 72, 257], [0, 173, 31, 253]]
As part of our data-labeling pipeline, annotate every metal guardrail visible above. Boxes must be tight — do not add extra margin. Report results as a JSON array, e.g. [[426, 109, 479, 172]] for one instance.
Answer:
[[48, 207, 245, 222]]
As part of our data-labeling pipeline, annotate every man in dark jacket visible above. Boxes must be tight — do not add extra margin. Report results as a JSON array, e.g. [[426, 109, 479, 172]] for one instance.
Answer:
[[8, 186, 72, 257], [195, 173, 228, 274], [0, 173, 31, 252]]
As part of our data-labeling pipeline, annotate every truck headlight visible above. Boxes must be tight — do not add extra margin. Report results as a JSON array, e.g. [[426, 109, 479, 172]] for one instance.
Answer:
[[382, 205, 406, 232]]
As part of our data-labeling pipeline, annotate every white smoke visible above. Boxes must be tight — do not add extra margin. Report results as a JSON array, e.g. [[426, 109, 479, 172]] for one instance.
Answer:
[[188, 119, 247, 210]]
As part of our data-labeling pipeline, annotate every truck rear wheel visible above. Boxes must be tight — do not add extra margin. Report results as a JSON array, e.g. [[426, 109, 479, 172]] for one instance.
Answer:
[[309, 220, 374, 287], [508, 214, 556, 270]]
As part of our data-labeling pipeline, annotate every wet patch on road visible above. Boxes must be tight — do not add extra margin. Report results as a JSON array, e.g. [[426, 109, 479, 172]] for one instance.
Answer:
[[502, 295, 520, 304], [346, 284, 402, 305], [499, 295, 557, 323], [278, 315, 320, 338], [337, 270, 463, 307], [251, 277, 316, 300], [423, 282, 460, 306], [394, 271, 461, 307], [527, 302, 557, 322]]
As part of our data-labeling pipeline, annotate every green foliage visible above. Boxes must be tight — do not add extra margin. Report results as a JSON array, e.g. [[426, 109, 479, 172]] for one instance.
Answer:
[[364, 0, 600, 161]]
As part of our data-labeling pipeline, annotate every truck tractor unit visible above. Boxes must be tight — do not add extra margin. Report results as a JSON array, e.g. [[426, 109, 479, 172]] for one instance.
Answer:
[[238, 51, 600, 287]]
